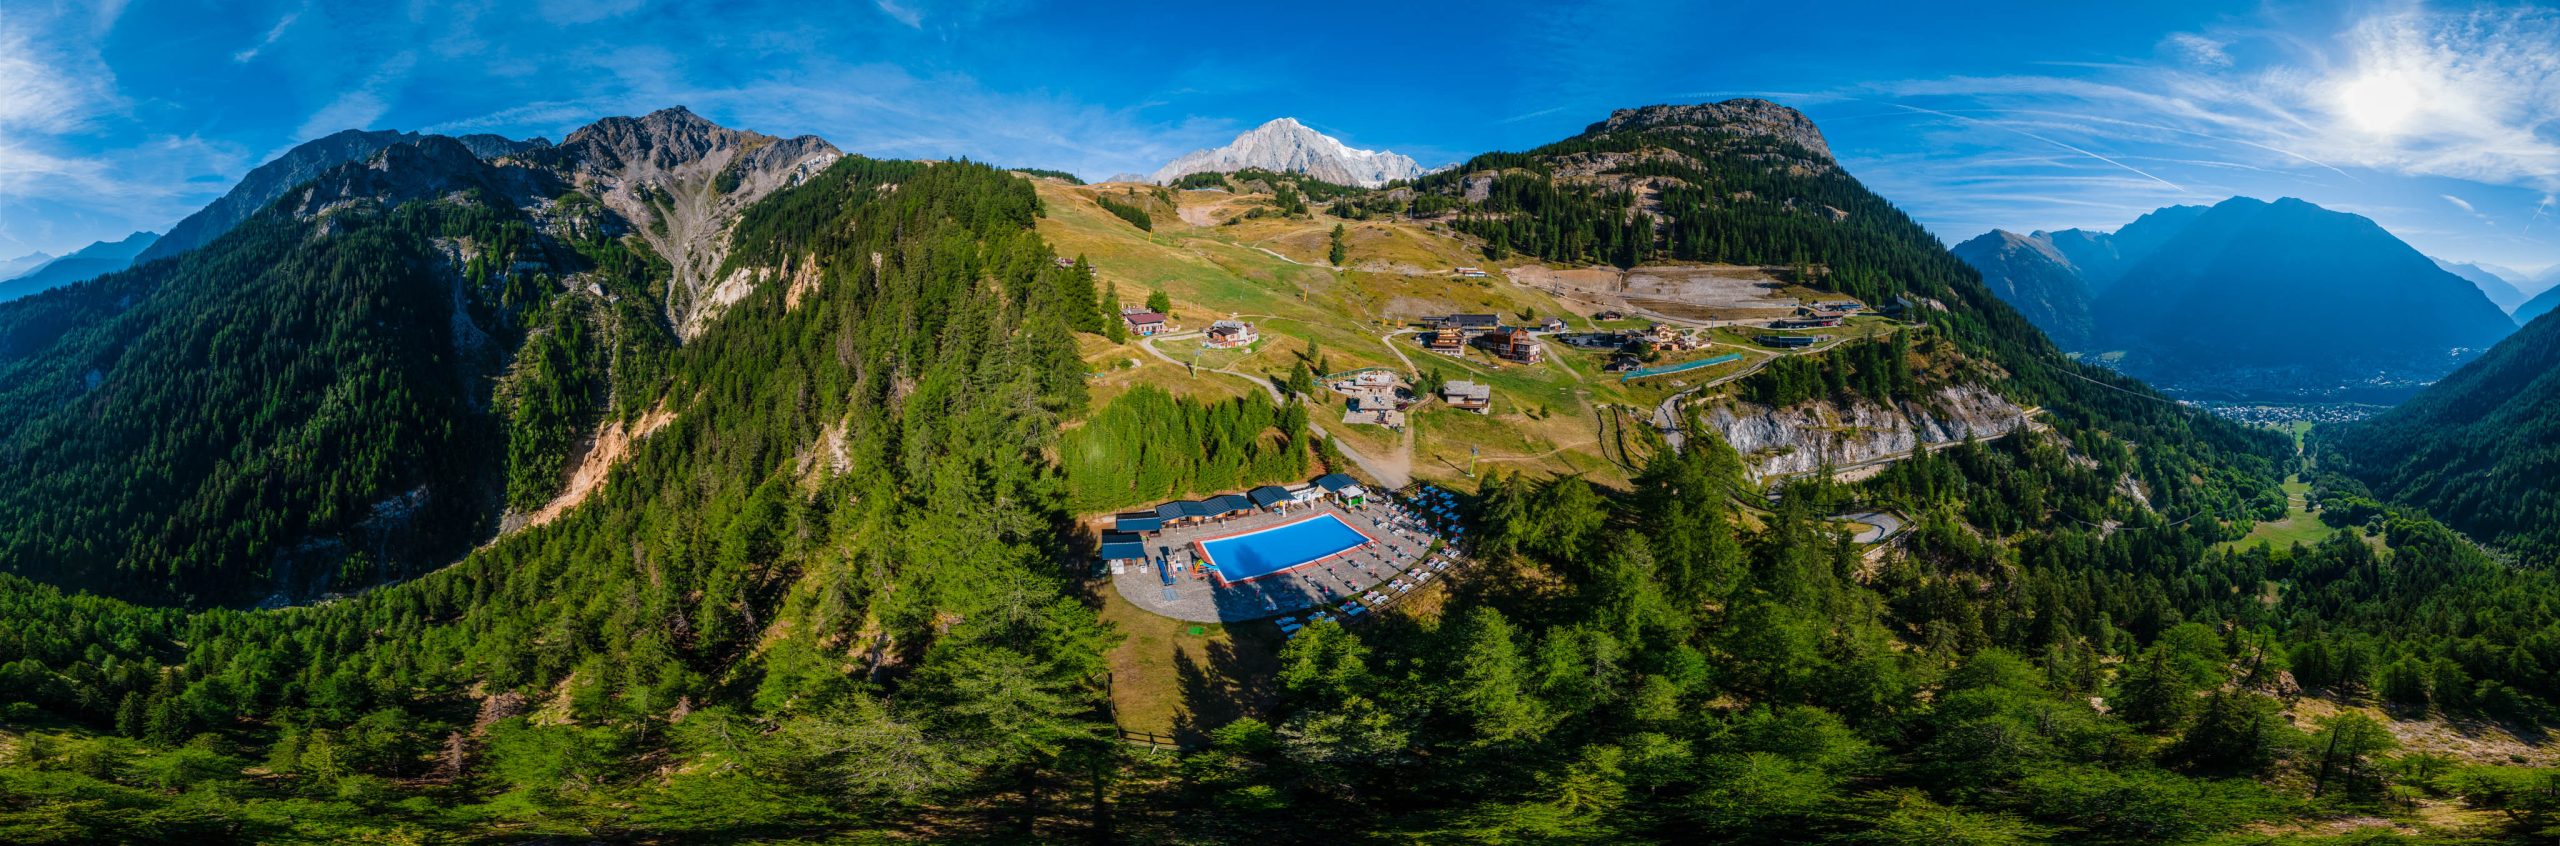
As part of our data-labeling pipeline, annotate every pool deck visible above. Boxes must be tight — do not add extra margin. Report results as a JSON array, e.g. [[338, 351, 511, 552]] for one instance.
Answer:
[[1193, 512, 1376, 585], [1107, 499, 1453, 623]]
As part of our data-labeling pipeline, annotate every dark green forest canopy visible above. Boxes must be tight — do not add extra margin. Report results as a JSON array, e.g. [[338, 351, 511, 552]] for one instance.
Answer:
[[0, 168, 675, 607]]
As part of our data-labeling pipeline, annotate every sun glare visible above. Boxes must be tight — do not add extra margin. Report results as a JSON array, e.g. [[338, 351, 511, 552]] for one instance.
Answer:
[[2337, 71, 2422, 134]]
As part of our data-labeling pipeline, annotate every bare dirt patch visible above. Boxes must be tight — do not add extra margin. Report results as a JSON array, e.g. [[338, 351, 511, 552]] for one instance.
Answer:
[[1509, 263, 1809, 322], [512, 403, 676, 532]]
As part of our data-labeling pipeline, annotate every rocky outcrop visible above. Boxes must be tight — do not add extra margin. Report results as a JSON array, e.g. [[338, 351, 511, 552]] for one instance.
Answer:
[[1702, 384, 2030, 480], [1579, 99, 1835, 162], [534, 106, 841, 336], [453, 133, 553, 161], [285, 136, 560, 222], [1149, 117, 1427, 188]]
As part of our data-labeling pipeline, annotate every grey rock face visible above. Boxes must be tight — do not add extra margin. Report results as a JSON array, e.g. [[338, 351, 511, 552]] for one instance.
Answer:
[[284, 136, 560, 222], [1579, 98, 1835, 162], [1149, 118, 1426, 188], [1701, 384, 2029, 480], [534, 106, 841, 335], [453, 133, 554, 161]]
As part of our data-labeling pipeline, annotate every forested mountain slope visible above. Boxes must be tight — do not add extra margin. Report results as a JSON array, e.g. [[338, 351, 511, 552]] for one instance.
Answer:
[[2318, 309, 2560, 560], [0, 134, 671, 606], [0, 155, 1120, 841]]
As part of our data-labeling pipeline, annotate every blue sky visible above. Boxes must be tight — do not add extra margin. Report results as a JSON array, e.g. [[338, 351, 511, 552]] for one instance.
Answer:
[[6, 0, 2558, 277]]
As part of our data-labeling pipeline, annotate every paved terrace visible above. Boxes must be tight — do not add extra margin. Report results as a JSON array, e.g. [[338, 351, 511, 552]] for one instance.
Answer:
[[1109, 498, 1458, 623]]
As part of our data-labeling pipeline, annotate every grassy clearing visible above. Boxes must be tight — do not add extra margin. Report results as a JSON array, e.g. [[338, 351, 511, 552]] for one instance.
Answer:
[[1095, 584, 1282, 744], [2217, 475, 2381, 553]]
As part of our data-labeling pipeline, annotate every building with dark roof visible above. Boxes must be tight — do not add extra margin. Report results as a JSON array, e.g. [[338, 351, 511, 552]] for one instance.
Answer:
[[1114, 512, 1164, 533], [1100, 532, 1148, 562], [1208, 493, 1255, 515], [1248, 485, 1293, 509]]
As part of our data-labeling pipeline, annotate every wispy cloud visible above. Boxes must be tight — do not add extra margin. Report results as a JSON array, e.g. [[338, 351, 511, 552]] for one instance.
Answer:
[[2160, 32, 2233, 69], [232, 5, 305, 63], [1833, 5, 2560, 265], [875, 0, 923, 29], [1499, 105, 1569, 124]]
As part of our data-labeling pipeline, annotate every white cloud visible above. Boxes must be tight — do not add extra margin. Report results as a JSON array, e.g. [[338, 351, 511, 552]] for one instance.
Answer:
[[2161, 32, 2233, 68], [2443, 194, 2476, 214], [0, 18, 118, 134], [875, 0, 923, 29], [233, 6, 305, 63]]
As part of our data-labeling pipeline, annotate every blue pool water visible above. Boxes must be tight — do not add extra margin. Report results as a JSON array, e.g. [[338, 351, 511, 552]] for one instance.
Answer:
[[1198, 514, 1371, 583]]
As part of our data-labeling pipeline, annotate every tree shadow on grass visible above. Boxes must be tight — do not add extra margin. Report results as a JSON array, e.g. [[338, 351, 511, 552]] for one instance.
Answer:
[[1170, 628, 1281, 748]]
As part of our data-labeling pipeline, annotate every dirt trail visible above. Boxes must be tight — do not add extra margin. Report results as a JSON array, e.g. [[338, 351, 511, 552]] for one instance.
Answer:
[[515, 403, 676, 531]]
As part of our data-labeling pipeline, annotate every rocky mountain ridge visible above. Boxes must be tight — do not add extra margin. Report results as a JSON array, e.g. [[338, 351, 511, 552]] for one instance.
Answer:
[[532, 106, 841, 336], [1577, 98, 1836, 163], [1146, 117, 1427, 188]]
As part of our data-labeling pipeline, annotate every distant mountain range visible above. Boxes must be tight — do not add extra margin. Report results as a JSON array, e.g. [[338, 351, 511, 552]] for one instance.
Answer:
[[2434, 257, 2530, 312], [0, 251, 53, 280], [0, 231, 160, 303], [1133, 117, 1429, 188], [1957, 197, 2517, 401]]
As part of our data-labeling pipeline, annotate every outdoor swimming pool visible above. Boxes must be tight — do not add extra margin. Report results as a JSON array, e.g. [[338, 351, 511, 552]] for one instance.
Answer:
[[1195, 513, 1373, 584]]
